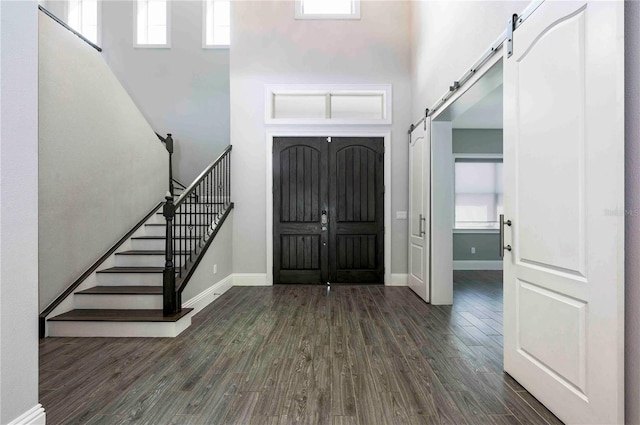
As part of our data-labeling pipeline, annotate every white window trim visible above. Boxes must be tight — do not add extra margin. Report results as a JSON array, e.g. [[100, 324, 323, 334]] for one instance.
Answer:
[[133, 0, 171, 49], [67, 0, 102, 46], [294, 0, 360, 20], [202, 0, 230, 49], [264, 84, 392, 126], [452, 153, 504, 231]]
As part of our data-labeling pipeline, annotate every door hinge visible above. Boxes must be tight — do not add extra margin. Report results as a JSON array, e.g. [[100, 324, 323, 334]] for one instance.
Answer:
[[507, 13, 518, 58], [327, 137, 332, 143]]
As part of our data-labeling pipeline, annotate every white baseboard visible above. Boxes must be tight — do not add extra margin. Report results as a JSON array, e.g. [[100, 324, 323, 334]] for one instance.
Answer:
[[453, 260, 503, 271], [8, 404, 46, 425], [387, 273, 408, 286], [233, 273, 270, 286], [182, 274, 234, 313]]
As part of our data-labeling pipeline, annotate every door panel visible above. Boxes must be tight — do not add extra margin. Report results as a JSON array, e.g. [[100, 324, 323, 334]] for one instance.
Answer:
[[503, 1, 624, 423], [274, 137, 384, 284], [329, 138, 384, 284], [274, 138, 328, 284], [408, 121, 430, 301]]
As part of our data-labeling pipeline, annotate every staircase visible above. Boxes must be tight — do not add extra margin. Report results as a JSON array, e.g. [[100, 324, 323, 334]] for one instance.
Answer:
[[43, 145, 233, 338]]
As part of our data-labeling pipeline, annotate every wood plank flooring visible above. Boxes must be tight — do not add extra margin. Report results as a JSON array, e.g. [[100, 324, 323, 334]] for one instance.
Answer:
[[40, 271, 563, 425]]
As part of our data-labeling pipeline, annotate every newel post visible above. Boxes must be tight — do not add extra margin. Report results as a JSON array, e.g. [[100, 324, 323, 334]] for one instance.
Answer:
[[163, 192, 177, 315], [165, 133, 175, 197]]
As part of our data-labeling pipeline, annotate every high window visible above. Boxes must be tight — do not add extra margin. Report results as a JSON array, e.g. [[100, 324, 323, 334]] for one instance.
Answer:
[[454, 158, 503, 229], [203, 0, 230, 47], [135, 0, 170, 47], [68, 0, 100, 45], [295, 0, 360, 20]]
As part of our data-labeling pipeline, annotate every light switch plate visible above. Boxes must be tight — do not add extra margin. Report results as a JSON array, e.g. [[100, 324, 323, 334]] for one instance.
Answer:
[[396, 211, 407, 220]]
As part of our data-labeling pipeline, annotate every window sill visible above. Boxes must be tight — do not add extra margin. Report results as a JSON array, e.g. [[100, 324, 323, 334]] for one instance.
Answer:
[[134, 44, 171, 49]]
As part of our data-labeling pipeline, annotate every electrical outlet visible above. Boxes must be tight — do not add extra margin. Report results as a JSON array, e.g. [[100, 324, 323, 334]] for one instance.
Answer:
[[213, 264, 218, 274], [471, 247, 476, 254]]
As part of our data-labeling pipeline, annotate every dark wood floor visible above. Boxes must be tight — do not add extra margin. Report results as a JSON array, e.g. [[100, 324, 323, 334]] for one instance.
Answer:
[[40, 271, 563, 425]]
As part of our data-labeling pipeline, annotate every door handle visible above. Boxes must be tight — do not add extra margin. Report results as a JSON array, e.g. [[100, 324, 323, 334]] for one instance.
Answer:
[[321, 210, 328, 231], [500, 214, 512, 258], [419, 214, 426, 236]]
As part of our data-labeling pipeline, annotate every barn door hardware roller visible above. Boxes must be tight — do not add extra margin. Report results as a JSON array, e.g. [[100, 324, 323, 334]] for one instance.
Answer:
[[406, 1, 543, 131], [507, 13, 518, 58]]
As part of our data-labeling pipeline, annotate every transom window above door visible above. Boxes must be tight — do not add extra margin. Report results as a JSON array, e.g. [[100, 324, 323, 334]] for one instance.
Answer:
[[295, 0, 360, 20], [265, 85, 391, 125]]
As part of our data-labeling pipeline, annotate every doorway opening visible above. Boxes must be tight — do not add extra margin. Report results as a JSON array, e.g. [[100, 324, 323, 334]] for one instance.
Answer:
[[430, 56, 509, 377], [447, 62, 505, 317], [429, 57, 504, 305]]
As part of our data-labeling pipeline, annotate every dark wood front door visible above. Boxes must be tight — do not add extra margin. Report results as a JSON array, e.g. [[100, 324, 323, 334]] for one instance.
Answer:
[[273, 137, 384, 284]]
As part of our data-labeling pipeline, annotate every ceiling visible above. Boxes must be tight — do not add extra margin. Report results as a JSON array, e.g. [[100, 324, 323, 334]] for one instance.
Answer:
[[452, 85, 503, 129]]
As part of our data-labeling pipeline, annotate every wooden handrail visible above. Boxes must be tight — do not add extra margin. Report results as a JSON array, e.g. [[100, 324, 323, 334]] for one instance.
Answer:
[[38, 5, 103, 52], [175, 145, 232, 208]]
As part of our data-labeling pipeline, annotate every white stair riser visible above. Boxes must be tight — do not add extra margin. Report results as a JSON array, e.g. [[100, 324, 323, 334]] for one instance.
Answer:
[[143, 225, 211, 238], [115, 254, 165, 268], [131, 239, 199, 251], [176, 205, 225, 214], [97, 272, 163, 286], [149, 214, 214, 225], [48, 314, 192, 337], [75, 294, 162, 309]]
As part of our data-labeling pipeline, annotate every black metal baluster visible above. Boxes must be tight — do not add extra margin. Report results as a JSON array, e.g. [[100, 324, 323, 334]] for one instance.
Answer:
[[163, 194, 176, 314], [178, 201, 181, 276]]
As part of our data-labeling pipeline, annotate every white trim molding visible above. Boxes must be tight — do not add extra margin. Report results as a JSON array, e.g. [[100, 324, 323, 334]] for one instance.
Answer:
[[388, 274, 408, 286], [265, 129, 392, 287], [265, 84, 392, 126], [182, 274, 234, 313], [233, 273, 270, 286], [453, 260, 503, 271], [7, 404, 46, 425]]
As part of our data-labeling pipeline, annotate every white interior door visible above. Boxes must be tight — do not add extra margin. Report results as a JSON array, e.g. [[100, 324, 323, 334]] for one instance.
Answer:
[[408, 120, 430, 302], [503, 1, 624, 424]]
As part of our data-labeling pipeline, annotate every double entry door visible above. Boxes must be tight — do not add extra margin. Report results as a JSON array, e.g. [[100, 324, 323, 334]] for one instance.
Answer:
[[273, 137, 384, 285]]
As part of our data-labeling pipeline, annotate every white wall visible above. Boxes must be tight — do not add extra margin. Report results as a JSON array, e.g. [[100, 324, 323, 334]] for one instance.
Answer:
[[182, 213, 233, 302], [40, 0, 231, 185], [411, 1, 521, 120], [412, 1, 640, 423], [0, 1, 41, 423], [39, 12, 168, 311], [230, 0, 412, 277], [625, 2, 640, 423]]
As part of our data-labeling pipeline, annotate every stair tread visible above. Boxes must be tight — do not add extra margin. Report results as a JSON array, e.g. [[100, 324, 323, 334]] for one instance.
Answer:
[[115, 250, 190, 255], [48, 308, 192, 322], [76, 286, 163, 295], [97, 267, 165, 273], [146, 223, 211, 227], [132, 236, 200, 240]]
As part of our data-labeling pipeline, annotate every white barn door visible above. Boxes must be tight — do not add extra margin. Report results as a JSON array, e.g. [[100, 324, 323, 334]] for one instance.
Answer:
[[408, 120, 430, 302], [503, 1, 624, 424]]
